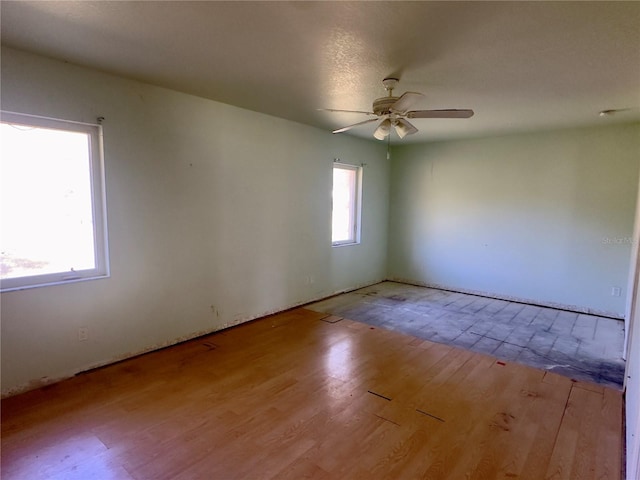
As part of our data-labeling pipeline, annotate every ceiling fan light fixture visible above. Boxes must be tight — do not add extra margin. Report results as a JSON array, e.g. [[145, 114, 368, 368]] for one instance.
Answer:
[[373, 118, 392, 140], [394, 118, 418, 139]]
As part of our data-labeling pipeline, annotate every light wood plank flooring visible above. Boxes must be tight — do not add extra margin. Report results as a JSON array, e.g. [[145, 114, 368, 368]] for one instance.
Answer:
[[1, 308, 623, 479]]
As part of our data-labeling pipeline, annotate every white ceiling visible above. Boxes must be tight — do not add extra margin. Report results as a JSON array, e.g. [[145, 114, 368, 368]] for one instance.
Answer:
[[1, 1, 639, 143]]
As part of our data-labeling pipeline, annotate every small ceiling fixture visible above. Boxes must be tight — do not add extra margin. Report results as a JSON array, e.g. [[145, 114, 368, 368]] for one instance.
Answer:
[[321, 77, 474, 140]]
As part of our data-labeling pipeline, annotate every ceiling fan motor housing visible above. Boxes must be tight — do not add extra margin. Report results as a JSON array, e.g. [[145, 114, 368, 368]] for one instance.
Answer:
[[373, 96, 399, 116]]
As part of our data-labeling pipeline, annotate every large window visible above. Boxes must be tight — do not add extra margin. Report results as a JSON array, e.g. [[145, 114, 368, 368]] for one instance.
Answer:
[[0, 111, 109, 291], [332, 163, 362, 246]]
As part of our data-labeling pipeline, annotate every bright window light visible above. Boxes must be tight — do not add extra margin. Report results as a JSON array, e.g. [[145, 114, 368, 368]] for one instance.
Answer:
[[332, 163, 362, 246], [0, 111, 109, 291]]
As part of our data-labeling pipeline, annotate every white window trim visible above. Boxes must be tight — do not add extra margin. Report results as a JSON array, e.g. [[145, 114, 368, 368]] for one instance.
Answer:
[[0, 111, 110, 292], [332, 162, 362, 247]]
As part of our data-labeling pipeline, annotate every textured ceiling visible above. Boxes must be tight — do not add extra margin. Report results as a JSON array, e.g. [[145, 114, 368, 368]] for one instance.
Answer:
[[1, 1, 639, 143]]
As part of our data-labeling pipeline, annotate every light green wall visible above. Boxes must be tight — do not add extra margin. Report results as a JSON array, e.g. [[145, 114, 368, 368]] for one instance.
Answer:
[[3, 46, 639, 397], [388, 124, 640, 316], [0, 47, 389, 396]]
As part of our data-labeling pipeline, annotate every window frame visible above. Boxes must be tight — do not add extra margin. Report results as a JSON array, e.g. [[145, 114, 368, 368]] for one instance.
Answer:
[[0, 111, 110, 292], [331, 162, 363, 247]]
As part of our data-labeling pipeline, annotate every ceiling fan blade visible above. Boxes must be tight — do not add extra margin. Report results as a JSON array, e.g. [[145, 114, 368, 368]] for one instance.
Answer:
[[373, 118, 392, 140], [394, 118, 418, 139], [407, 109, 475, 119], [319, 108, 375, 115], [391, 92, 424, 114], [332, 118, 379, 134]]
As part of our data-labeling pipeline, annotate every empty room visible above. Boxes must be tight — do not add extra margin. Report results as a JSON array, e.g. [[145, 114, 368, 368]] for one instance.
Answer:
[[1, 2, 640, 479]]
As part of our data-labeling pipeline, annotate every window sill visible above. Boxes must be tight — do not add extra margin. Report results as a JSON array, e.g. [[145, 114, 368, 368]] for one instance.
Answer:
[[332, 241, 361, 248], [1, 273, 110, 293]]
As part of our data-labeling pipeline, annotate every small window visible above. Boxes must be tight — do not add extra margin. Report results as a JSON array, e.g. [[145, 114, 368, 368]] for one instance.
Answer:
[[332, 163, 362, 246], [1, 111, 109, 291]]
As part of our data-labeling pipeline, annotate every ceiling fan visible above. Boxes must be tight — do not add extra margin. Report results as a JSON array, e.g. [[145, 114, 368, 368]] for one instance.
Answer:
[[323, 78, 474, 140]]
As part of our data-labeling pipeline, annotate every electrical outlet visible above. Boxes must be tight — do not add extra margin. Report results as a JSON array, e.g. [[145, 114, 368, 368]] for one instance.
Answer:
[[78, 327, 89, 341], [611, 286, 622, 297]]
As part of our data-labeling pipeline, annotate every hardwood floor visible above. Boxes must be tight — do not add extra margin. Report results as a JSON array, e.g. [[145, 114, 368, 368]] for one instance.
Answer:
[[308, 282, 626, 388], [1, 308, 623, 479]]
